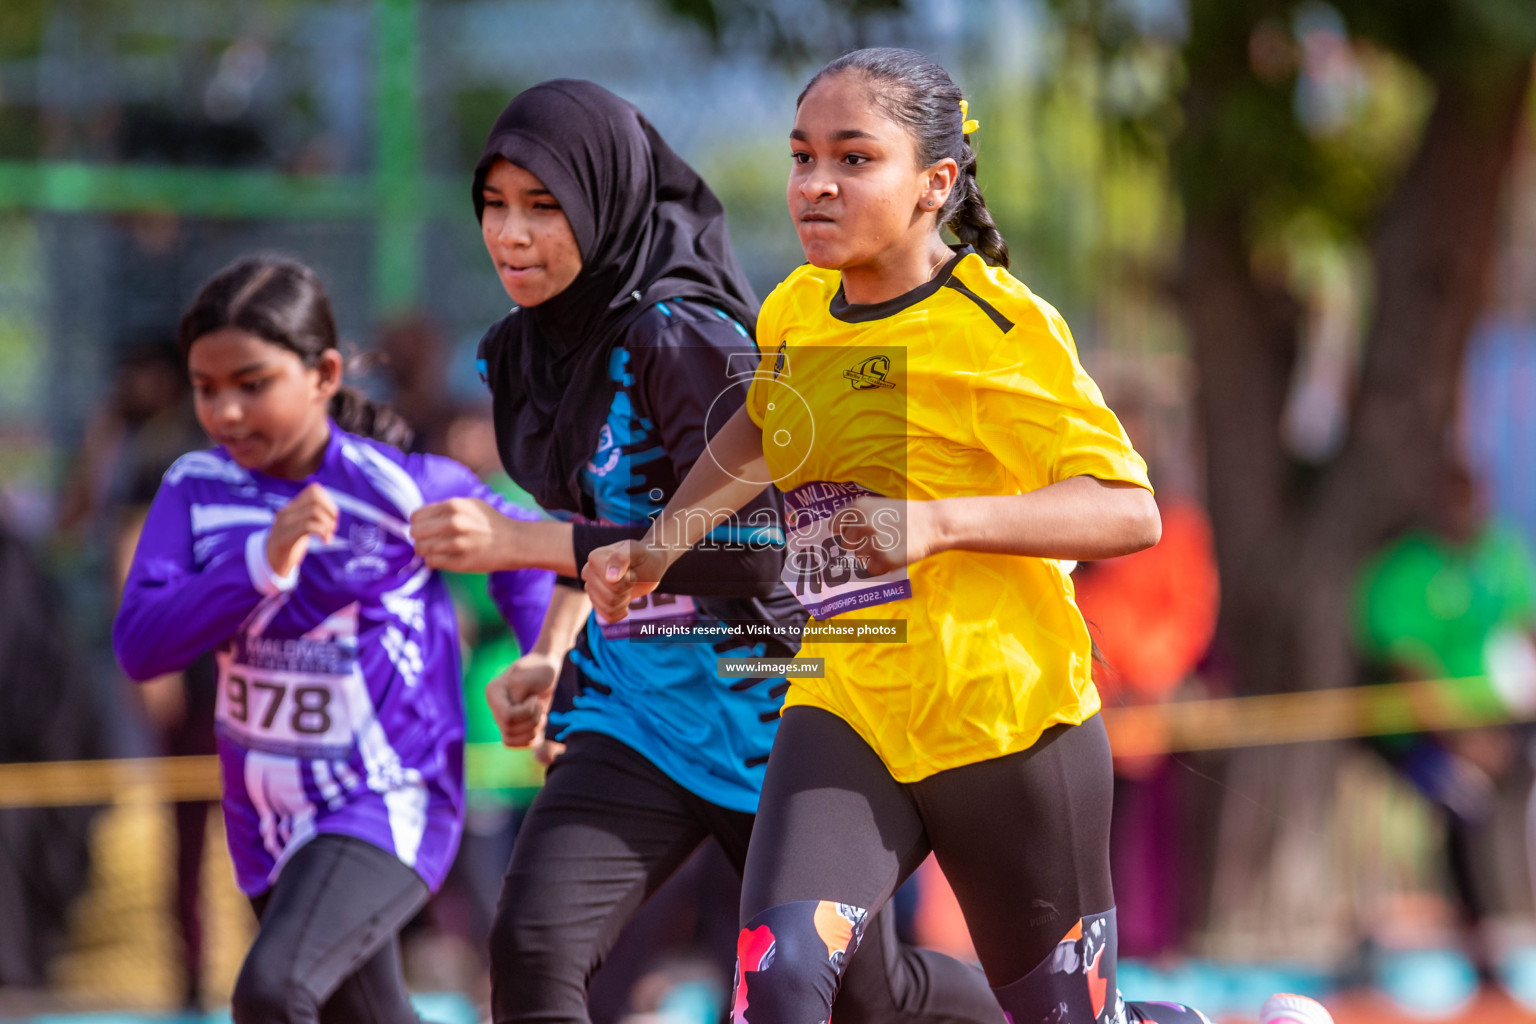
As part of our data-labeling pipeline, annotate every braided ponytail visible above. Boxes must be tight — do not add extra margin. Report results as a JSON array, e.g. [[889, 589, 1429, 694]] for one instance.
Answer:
[[798, 47, 1011, 268], [179, 256, 415, 450], [947, 143, 1010, 268], [329, 386, 414, 450]]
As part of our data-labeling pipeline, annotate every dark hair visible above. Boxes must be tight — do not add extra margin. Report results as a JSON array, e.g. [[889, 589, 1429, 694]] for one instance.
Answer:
[[178, 256, 413, 450], [798, 48, 1009, 268]]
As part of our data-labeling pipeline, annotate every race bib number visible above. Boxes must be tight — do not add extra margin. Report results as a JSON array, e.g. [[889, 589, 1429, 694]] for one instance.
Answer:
[[600, 591, 699, 640], [781, 482, 912, 620], [215, 638, 356, 759]]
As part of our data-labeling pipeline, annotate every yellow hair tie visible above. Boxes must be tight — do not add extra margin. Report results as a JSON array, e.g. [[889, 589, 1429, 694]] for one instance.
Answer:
[[960, 99, 979, 135]]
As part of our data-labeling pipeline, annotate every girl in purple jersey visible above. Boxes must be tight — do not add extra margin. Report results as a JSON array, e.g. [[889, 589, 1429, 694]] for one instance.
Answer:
[[113, 256, 555, 1024]]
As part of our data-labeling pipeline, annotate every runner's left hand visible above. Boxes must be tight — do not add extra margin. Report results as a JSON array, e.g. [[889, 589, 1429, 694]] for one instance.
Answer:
[[833, 497, 941, 576], [411, 498, 520, 573], [583, 540, 664, 623]]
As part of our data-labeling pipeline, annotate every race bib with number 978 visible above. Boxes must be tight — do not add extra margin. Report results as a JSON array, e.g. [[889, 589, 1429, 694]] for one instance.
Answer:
[[215, 638, 357, 759]]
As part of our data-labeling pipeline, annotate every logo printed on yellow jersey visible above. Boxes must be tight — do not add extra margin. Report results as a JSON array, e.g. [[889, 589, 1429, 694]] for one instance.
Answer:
[[843, 354, 896, 391]]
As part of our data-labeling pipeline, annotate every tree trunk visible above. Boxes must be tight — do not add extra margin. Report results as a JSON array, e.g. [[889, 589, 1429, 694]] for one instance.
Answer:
[[1176, 65, 1531, 946]]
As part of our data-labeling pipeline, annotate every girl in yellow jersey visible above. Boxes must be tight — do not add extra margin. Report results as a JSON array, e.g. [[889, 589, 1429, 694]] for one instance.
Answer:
[[583, 48, 1331, 1024]]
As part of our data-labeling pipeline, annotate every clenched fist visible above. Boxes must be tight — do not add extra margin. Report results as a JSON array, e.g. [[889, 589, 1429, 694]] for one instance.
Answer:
[[833, 496, 934, 576], [411, 497, 520, 574], [582, 540, 665, 624], [485, 651, 562, 748], [266, 483, 339, 579]]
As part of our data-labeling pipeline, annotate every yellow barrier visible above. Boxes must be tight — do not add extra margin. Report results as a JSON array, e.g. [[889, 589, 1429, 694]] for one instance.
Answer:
[[0, 744, 548, 808], [1102, 675, 1533, 758], [0, 676, 1525, 808], [0, 755, 219, 807]]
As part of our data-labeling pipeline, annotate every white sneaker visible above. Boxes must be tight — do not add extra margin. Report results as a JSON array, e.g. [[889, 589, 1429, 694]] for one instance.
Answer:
[[1258, 993, 1334, 1024]]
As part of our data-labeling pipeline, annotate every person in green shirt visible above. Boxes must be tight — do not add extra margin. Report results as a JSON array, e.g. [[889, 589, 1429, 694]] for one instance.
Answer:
[[1354, 459, 1536, 981], [1358, 464, 1536, 698]]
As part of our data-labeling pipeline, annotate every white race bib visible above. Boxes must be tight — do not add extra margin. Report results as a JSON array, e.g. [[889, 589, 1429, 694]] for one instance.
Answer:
[[216, 638, 356, 759], [781, 482, 912, 620]]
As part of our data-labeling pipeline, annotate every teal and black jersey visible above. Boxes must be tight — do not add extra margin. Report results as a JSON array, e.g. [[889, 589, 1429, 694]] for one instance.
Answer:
[[483, 297, 805, 812]]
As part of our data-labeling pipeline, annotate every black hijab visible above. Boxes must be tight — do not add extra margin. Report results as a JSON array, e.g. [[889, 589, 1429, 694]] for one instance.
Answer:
[[473, 79, 758, 514]]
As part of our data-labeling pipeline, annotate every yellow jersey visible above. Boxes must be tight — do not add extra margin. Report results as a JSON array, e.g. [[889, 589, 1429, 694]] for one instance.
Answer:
[[746, 247, 1151, 781]]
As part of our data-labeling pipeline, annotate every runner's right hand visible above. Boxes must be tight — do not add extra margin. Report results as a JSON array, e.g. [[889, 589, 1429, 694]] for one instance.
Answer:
[[486, 652, 561, 748], [266, 483, 339, 579], [582, 540, 664, 623]]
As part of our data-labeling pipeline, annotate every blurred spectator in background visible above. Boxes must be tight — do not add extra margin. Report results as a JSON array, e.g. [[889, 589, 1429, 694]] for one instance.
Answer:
[[111, 511, 218, 1011], [63, 337, 217, 1009], [1073, 497, 1220, 958], [378, 315, 457, 456], [1463, 236, 1536, 559], [1073, 378, 1221, 958], [1076, 499, 1220, 709], [1354, 458, 1536, 985], [57, 340, 201, 539], [0, 515, 108, 987]]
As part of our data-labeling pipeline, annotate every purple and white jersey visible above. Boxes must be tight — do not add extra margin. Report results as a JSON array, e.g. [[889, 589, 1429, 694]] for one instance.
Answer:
[[113, 425, 553, 896]]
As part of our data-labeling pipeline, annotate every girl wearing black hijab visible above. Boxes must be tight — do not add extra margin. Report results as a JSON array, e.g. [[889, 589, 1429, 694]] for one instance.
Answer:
[[410, 80, 1001, 1024]]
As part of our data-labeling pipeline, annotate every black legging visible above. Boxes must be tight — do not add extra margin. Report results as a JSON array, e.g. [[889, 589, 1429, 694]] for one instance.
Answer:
[[490, 731, 1002, 1024], [737, 707, 1211, 1024], [232, 834, 429, 1024]]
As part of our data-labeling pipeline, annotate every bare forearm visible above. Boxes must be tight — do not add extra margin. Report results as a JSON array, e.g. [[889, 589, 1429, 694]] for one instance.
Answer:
[[499, 520, 578, 576], [530, 583, 590, 660], [930, 476, 1160, 561]]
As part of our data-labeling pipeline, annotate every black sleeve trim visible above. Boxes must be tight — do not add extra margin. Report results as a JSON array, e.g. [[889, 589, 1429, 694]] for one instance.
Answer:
[[944, 278, 1015, 334], [571, 521, 647, 570]]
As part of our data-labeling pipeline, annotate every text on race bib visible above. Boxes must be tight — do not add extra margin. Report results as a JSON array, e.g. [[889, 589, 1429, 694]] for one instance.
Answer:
[[215, 637, 357, 759], [781, 481, 912, 621]]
